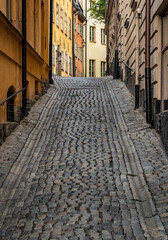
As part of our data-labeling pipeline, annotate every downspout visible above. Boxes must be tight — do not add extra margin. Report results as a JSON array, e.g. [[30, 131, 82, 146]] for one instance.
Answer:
[[145, 0, 152, 124], [22, 0, 28, 116], [72, 6, 75, 76], [135, 9, 140, 109], [85, 0, 87, 77], [106, 19, 109, 75], [49, 0, 53, 83], [114, 0, 119, 79]]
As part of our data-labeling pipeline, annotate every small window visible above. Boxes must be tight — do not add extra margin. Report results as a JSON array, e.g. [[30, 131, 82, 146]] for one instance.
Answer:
[[90, 26, 96, 42], [101, 62, 106, 77], [56, 3, 59, 27], [65, 13, 67, 35], [69, 17, 71, 39], [89, 60, 95, 77], [61, 9, 63, 31], [101, 29, 106, 44]]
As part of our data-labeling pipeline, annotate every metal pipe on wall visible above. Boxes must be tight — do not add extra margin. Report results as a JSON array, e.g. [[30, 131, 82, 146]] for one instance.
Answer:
[[49, 0, 53, 83], [114, 0, 119, 79], [145, 0, 152, 124], [85, 0, 87, 77], [135, 10, 140, 109], [22, 0, 28, 116]]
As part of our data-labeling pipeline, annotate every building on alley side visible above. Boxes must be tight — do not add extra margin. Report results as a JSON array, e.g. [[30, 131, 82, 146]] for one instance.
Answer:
[[105, 0, 168, 153], [84, 0, 106, 78]]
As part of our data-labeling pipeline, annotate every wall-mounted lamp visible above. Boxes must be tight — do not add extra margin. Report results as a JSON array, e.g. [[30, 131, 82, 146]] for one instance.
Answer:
[[96, 3, 100, 12]]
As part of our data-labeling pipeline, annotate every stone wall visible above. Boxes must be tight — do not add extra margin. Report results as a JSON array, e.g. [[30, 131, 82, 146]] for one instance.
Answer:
[[0, 122, 17, 146]]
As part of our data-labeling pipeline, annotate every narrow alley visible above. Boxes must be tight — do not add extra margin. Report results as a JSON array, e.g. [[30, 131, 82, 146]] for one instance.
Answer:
[[0, 77, 168, 240]]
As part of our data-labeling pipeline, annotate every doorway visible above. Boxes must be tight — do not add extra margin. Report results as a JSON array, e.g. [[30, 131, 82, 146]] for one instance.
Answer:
[[7, 86, 15, 122]]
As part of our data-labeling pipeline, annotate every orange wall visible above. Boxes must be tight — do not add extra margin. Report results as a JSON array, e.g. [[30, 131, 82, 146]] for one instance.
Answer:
[[74, 10, 84, 77], [0, 0, 49, 123]]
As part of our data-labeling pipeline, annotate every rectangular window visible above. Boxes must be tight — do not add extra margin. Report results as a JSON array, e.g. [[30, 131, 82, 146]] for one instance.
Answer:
[[101, 62, 106, 77], [69, 17, 71, 39], [65, 13, 67, 35], [80, 25, 83, 37], [75, 43, 77, 57], [6, 0, 11, 21], [56, 3, 59, 27], [52, 45, 56, 67], [65, 54, 68, 73], [75, 18, 76, 31], [78, 46, 79, 59], [101, 29, 106, 44], [77, 23, 80, 34], [61, 9, 63, 31], [69, 56, 72, 75], [80, 48, 83, 61], [52, 0, 55, 23], [90, 26, 96, 42], [61, 52, 64, 70], [89, 60, 95, 77]]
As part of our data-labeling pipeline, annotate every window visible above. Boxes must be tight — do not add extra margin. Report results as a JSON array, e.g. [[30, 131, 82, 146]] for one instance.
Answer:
[[65, 54, 68, 73], [80, 48, 83, 61], [69, 17, 71, 39], [90, 26, 96, 42], [6, 0, 11, 21], [75, 43, 77, 57], [61, 52, 64, 70], [101, 62, 106, 77], [80, 25, 83, 37], [77, 23, 80, 34], [52, 0, 55, 23], [69, 56, 72, 75], [61, 9, 63, 31], [89, 60, 95, 77], [75, 18, 76, 31], [65, 13, 67, 35], [101, 29, 106, 44], [56, 3, 59, 27], [78, 46, 79, 59], [52, 45, 56, 67]]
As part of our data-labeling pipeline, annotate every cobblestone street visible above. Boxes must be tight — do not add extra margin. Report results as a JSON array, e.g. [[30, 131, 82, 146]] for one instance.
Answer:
[[0, 77, 168, 240]]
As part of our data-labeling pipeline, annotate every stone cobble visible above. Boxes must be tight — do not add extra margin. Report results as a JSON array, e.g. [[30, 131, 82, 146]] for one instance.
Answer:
[[0, 76, 167, 240]]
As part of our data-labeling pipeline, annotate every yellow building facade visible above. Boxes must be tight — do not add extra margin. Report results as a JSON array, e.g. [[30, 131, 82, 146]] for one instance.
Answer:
[[52, 0, 73, 76], [0, 0, 50, 124]]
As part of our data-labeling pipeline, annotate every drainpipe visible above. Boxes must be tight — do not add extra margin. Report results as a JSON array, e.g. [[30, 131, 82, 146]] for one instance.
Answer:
[[85, 0, 87, 77], [72, 6, 75, 76], [49, 0, 53, 83], [135, 9, 140, 109], [106, 19, 109, 75], [114, 0, 119, 79], [145, 0, 152, 124], [22, 0, 28, 116]]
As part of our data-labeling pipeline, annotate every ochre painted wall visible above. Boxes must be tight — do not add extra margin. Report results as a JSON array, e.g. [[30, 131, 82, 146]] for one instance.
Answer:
[[52, 0, 73, 76], [0, 0, 49, 123]]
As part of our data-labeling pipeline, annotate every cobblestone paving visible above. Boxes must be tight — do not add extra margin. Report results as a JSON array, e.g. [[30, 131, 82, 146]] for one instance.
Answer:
[[0, 76, 168, 240]]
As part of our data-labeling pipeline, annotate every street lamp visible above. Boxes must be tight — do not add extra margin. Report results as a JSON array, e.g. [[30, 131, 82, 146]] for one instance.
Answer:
[[96, 3, 100, 12]]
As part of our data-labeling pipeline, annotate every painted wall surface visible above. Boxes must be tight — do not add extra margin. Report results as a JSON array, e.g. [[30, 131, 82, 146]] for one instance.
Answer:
[[86, 0, 106, 78], [0, 0, 49, 123], [74, 8, 85, 77], [52, 0, 73, 76], [105, 0, 168, 121]]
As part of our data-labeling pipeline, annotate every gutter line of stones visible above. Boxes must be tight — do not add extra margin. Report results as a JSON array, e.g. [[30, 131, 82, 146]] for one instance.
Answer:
[[104, 80, 167, 240]]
